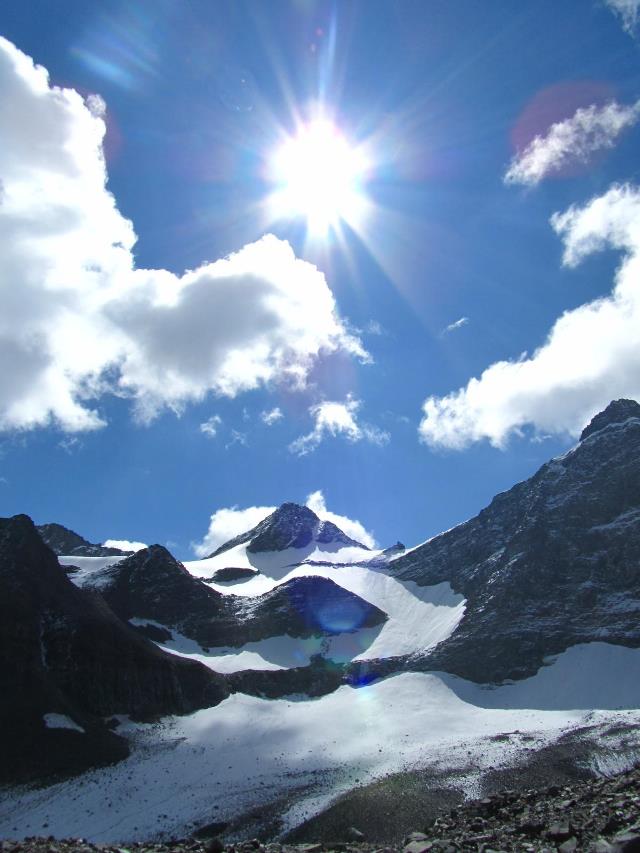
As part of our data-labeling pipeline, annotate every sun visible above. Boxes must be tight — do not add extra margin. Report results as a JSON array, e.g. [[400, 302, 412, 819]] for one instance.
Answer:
[[268, 119, 370, 237]]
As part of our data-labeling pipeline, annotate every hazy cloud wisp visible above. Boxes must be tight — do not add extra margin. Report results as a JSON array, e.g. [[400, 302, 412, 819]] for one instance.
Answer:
[[606, 0, 640, 35], [505, 100, 640, 187], [289, 395, 390, 456]]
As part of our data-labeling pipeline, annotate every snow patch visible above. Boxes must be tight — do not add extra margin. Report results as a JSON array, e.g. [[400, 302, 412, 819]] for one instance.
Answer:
[[43, 714, 85, 734], [438, 642, 640, 710], [60, 555, 126, 587]]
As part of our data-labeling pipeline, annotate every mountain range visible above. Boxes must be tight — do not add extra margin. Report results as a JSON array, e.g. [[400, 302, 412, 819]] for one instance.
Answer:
[[2, 399, 640, 843]]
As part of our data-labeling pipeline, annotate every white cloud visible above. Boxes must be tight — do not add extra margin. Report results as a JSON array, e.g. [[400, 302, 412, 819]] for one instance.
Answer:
[[192, 504, 275, 557], [606, 0, 640, 34], [305, 489, 376, 548], [366, 320, 385, 335], [419, 183, 640, 449], [200, 415, 222, 438], [103, 538, 147, 552], [0, 38, 368, 433], [289, 394, 390, 456], [192, 491, 375, 557], [504, 100, 640, 187], [442, 316, 469, 335], [261, 406, 283, 426], [58, 437, 81, 454], [225, 429, 248, 449]]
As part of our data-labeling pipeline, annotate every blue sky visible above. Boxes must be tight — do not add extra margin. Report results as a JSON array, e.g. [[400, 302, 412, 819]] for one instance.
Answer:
[[1, 0, 640, 557]]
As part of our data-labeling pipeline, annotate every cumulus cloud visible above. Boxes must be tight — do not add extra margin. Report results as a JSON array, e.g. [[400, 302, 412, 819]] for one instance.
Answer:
[[261, 406, 283, 426], [200, 415, 222, 438], [103, 538, 147, 552], [193, 504, 275, 557], [504, 100, 640, 187], [192, 490, 375, 557], [606, 0, 640, 34], [305, 489, 376, 548], [289, 394, 390, 456], [0, 38, 367, 433], [442, 316, 469, 335], [419, 183, 640, 449]]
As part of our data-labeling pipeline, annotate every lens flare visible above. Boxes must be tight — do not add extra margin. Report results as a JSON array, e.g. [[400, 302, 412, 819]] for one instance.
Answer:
[[268, 119, 370, 238]]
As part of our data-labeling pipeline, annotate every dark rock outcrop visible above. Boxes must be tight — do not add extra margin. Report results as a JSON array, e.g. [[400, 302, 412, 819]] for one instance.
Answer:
[[390, 399, 640, 683], [36, 522, 130, 557], [580, 397, 640, 441], [207, 503, 367, 558], [88, 545, 386, 648], [209, 566, 259, 583], [229, 655, 345, 699], [0, 515, 229, 784]]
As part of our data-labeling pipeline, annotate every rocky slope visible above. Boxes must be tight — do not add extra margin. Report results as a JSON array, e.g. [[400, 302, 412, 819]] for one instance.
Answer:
[[3, 761, 640, 852], [83, 545, 386, 648], [36, 523, 130, 557], [0, 515, 228, 785], [387, 399, 640, 684]]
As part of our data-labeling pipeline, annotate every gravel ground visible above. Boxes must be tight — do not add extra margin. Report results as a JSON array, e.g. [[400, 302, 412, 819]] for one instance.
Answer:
[[3, 756, 640, 852]]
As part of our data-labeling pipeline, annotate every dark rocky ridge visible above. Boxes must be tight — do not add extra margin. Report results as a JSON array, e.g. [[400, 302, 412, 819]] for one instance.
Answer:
[[387, 398, 640, 684], [0, 515, 228, 785], [36, 523, 130, 557], [87, 545, 386, 648], [208, 503, 367, 558]]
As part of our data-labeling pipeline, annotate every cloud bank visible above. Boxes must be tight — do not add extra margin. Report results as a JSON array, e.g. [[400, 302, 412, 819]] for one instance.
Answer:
[[192, 489, 376, 557], [0, 38, 367, 432], [289, 395, 390, 456], [504, 100, 640, 187], [419, 184, 640, 448]]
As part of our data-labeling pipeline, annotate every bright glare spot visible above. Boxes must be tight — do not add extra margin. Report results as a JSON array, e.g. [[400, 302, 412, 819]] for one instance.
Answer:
[[269, 120, 369, 237]]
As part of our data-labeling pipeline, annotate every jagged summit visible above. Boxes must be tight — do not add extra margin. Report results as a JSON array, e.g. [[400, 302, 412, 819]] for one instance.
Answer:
[[207, 501, 368, 559], [580, 398, 640, 442], [36, 522, 131, 557]]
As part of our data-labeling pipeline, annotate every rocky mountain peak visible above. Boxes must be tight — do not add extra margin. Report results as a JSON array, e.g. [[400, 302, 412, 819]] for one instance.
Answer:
[[248, 502, 367, 553], [579, 398, 640, 442], [207, 501, 367, 558], [36, 522, 131, 557], [388, 396, 640, 684]]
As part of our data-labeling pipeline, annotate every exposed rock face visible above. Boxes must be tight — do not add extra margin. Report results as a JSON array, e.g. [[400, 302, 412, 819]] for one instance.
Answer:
[[207, 502, 367, 558], [580, 397, 640, 441], [381, 541, 406, 556], [89, 545, 386, 648], [0, 515, 228, 784], [229, 654, 344, 699], [390, 399, 640, 683], [209, 566, 259, 583], [36, 522, 130, 557]]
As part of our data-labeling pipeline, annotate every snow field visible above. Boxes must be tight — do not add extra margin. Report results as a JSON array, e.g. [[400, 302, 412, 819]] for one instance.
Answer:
[[4, 659, 640, 844]]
